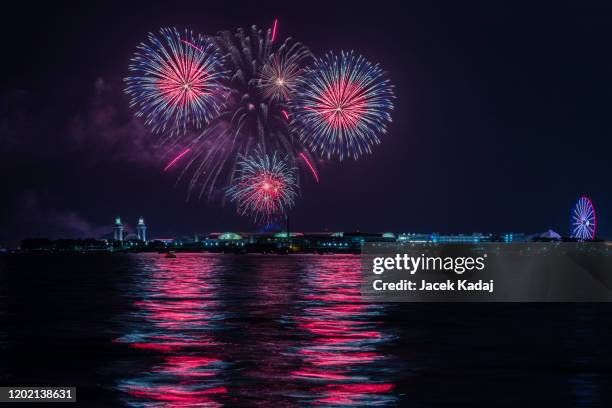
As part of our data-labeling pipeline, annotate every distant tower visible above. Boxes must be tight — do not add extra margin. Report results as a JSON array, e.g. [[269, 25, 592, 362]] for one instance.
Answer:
[[136, 217, 147, 242], [113, 217, 124, 241]]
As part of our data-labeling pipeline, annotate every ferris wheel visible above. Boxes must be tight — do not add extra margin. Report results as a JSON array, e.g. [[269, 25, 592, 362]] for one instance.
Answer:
[[570, 196, 596, 240]]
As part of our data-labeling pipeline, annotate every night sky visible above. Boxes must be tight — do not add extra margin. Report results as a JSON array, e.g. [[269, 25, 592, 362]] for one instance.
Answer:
[[1, 0, 611, 247]]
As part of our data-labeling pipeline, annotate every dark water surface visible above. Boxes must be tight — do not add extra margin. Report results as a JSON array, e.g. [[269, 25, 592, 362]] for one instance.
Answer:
[[1, 253, 612, 407]]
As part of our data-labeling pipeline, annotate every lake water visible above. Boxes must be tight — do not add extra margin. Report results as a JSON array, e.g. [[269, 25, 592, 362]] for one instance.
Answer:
[[1, 253, 611, 406]]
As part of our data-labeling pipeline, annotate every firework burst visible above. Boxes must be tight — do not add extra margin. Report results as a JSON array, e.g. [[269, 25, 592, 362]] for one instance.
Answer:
[[124, 27, 228, 136], [290, 51, 394, 160], [227, 147, 298, 222], [181, 25, 312, 199], [123, 23, 399, 220], [258, 42, 310, 102]]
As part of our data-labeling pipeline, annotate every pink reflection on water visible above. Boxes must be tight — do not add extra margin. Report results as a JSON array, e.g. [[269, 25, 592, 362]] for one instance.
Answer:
[[112, 254, 397, 405], [127, 385, 227, 407], [231, 256, 302, 401], [115, 254, 226, 407], [298, 349, 379, 366], [154, 356, 221, 378], [315, 383, 395, 405], [291, 256, 396, 405]]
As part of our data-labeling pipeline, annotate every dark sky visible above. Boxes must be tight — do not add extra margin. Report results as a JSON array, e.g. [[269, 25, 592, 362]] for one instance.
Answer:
[[1, 0, 611, 246]]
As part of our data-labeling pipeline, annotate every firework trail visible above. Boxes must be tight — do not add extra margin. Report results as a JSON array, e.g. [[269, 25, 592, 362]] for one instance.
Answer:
[[124, 28, 228, 137], [227, 147, 298, 222], [181, 25, 313, 199], [271, 19, 279, 42], [290, 51, 394, 160], [299, 152, 319, 183], [164, 148, 191, 171]]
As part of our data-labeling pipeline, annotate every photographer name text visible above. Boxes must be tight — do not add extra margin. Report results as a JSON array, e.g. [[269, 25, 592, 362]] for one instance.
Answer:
[[373, 279, 494, 293]]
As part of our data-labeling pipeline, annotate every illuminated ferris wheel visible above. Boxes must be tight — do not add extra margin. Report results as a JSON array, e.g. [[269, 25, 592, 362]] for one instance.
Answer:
[[570, 196, 596, 240]]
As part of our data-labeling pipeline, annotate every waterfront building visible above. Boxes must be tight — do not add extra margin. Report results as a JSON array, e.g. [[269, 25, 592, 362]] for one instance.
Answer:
[[216, 232, 244, 241], [397, 233, 431, 242], [397, 233, 493, 243], [113, 217, 124, 241], [495, 232, 527, 243], [432, 233, 492, 243], [136, 217, 147, 242]]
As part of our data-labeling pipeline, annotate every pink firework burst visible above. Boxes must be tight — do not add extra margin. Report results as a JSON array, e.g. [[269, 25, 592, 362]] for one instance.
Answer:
[[227, 147, 298, 222], [124, 27, 228, 136], [156, 55, 206, 107], [315, 79, 368, 131], [291, 51, 394, 160]]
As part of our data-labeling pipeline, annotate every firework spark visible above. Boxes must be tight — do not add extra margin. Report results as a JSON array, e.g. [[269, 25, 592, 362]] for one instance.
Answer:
[[227, 147, 298, 222], [290, 51, 394, 160], [164, 148, 191, 171], [124, 27, 228, 136]]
